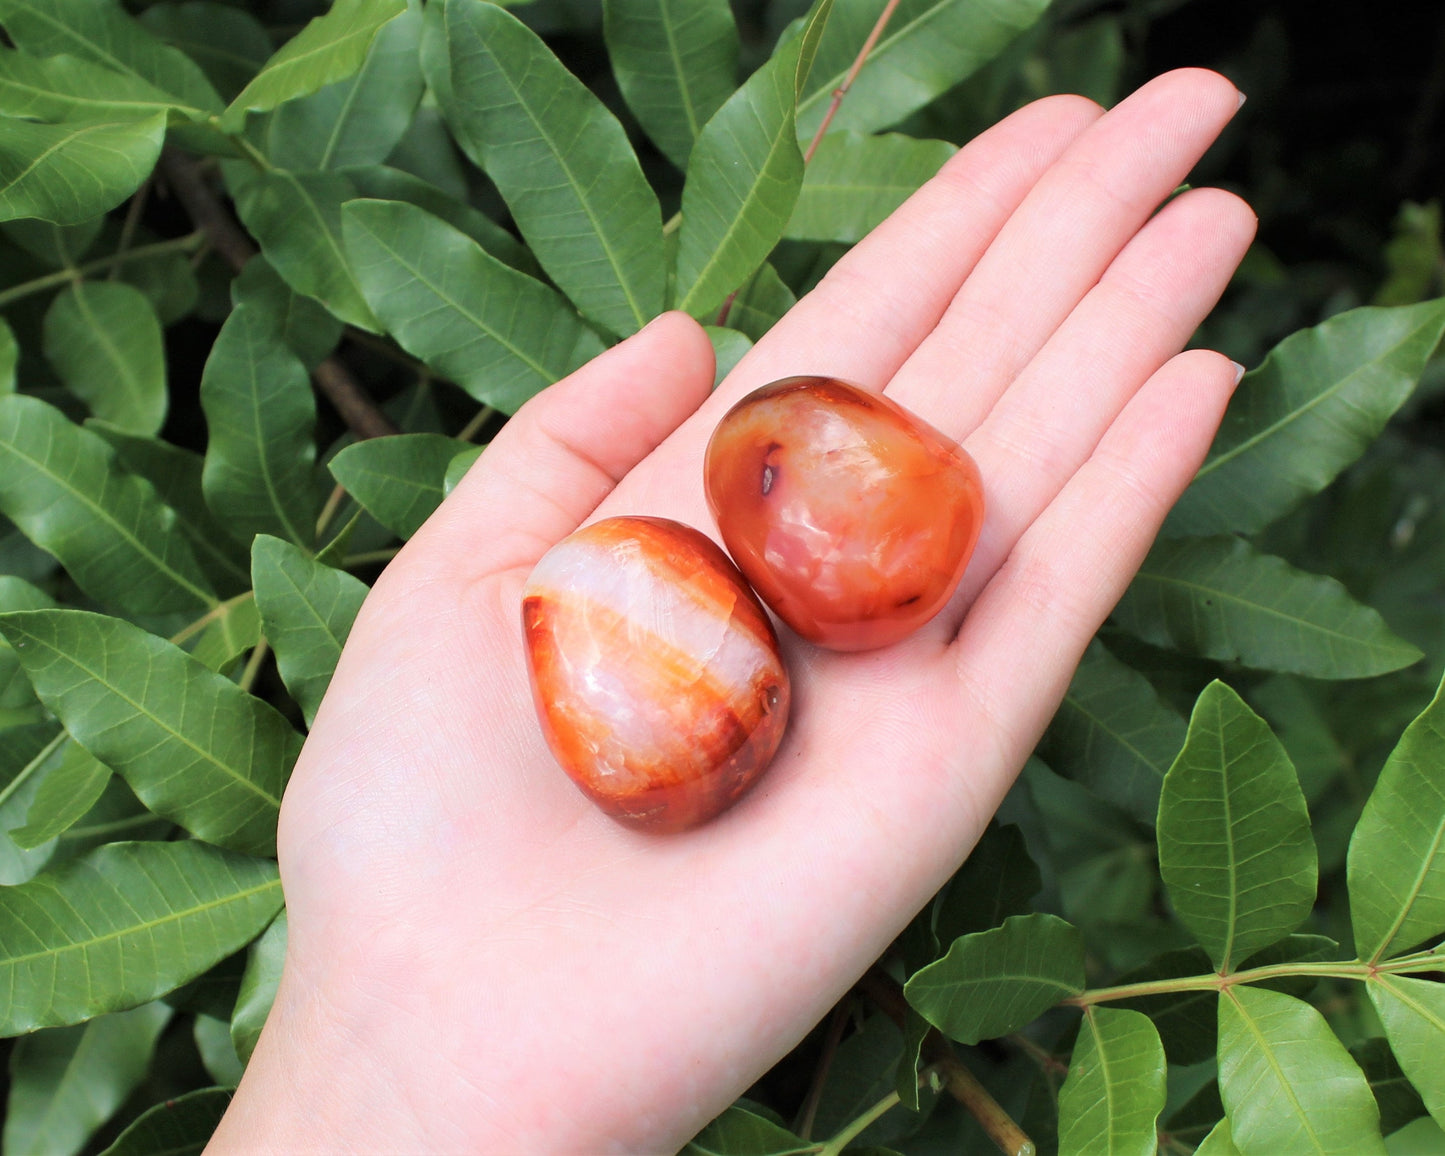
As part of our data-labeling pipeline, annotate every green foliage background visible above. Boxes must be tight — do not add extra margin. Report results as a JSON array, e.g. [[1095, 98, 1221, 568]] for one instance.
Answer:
[[0, 0, 1442, 1153]]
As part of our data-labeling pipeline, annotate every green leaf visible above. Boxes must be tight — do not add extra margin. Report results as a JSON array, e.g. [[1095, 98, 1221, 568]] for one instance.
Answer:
[[329, 433, 466, 539], [811, 1014, 907, 1145], [904, 913, 1085, 1045], [9, 738, 109, 850], [932, 821, 1041, 946], [1352, 1037, 1429, 1136], [1348, 671, 1445, 961], [0, 575, 55, 711], [344, 199, 605, 413], [1157, 681, 1316, 971], [1218, 985, 1386, 1155], [96, 1086, 231, 1156], [0, 0, 222, 113], [342, 164, 539, 277], [441, 0, 665, 336], [200, 287, 319, 548], [894, 1006, 930, 1112], [1167, 300, 1445, 538], [674, 29, 809, 318], [794, 0, 1047, 140], [229, 256, 344, 371], [1369, 975, 1445, 1130], [443, 444, 483, 496], [1040, 638, 1187, 825], [1026, 762, 1156, 937], [1195, 1119, 1244, 1156], [786, 131, 955, 244], [603, 0, 739, 168], [221, 0, 408, 130], [187, 592, 262, 674], [3, 1002, 171, 1156], [43, 280, 167, 436], [728, 261, 796, 342], [683, 1106, 812, 1155], [1114, 535, 1422, 679], [0, 315, 16, 394], [229, 167, 379, 331], [2, 217, 105, 266], [138, 3, 274, 103], [195, 1013, 245, 1086], [87, 421, 251, 594], [0, 724, 64, 884], [0, 840, 282, 1034], [1057, 1007, 1166, 1156], [231, 908, 285, 1065], [0, 113, 167, 226], [705, 326, 752, 385], [252, 535, 367, 726], [1374, 203, 1442, 307], [0, 394, 215, 615], [0, 609, 298, 857], [0, 47, 197, 123], [261, 0, 424, 171]]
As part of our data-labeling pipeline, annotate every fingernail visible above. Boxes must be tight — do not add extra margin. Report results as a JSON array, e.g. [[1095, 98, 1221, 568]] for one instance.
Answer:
[[1230, 360, 1247, 384], [1235, 88, 1247, 111]]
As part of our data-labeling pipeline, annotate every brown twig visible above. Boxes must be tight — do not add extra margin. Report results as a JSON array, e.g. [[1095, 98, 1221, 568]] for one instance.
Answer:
[[156, 148, 397, 440], [858, 968, 1036, 1156], [794, 998, 853, 1140], [802, 0, 903, 164]]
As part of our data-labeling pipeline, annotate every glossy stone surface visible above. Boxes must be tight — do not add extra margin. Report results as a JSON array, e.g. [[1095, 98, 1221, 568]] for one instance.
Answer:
[[522, 516, 790, 832], [705, 376, 985, 651]]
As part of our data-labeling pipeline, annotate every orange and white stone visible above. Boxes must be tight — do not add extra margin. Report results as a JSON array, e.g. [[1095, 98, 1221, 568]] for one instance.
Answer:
[[705, 376, 985, 651], [522, 516, 790, 832]]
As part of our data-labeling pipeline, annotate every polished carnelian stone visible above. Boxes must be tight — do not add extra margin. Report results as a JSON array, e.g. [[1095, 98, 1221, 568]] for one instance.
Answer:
[[705, 377, 984, 651], [522, 516, 790, 832]]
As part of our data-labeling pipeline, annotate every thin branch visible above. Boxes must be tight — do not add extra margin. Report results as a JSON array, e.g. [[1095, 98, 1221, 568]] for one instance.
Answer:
[[858, 969, 1035, 1156], [313, 357, 399, 440], [157, 147, 257, 271], [156, 148, 398, 441], [110, 177, 152, 280], [794, 998, 852, 1140], [0, 233, 204, 310], [802, 0, 903, 163]]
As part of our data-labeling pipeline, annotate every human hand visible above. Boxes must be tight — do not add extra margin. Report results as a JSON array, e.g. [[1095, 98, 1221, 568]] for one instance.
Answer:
[[209, 67, 1254, 1153]]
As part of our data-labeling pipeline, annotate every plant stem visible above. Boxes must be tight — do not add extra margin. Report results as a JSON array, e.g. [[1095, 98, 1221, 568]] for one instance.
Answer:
[[802, 0, 903, 163], [858, 968, 1034, 1156], [315, 484, 349, 542], [344, 547, 401, 568], [238, 637, 270, 694], [110, 179, 152, 280], [456, 404, 497, 443], [794, 998, 852, 1140], [0, 730, 67, 812], [817, 1090, 900, 1156], [169, 590, 257, 649], [0, 233, 205, 309], [1067, 951, 1445, 1007]]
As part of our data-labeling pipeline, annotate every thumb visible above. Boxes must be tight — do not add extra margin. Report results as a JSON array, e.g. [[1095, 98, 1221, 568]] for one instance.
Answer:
[[423, 311, 716, 577]]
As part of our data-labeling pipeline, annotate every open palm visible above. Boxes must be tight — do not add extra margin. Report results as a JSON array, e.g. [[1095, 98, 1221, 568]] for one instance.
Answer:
[[211, 68, 1254, 1154]]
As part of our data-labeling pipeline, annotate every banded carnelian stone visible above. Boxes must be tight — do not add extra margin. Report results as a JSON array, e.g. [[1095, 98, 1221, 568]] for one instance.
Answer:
[[522, 516, 790, 832], [705, 377, 984, 651]]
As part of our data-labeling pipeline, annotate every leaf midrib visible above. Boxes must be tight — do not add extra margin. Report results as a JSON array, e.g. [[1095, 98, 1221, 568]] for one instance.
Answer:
[[1366, 743, 1445, 963], [678, 62, 798, 313], [12, 621, 282, 809], [466, 13, 648, 330], [0, 416, 215, 609], [0, 875, 281, 970], [1134, 566, 1408, 654], [232, 4, 397, 114], [351, 215, 555, 380], [1194, 316, 1442, 482], [1225, 990, 1330, 1155]]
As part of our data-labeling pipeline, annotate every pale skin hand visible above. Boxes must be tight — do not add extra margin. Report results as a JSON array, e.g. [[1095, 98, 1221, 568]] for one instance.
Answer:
[[209, 68, 1255, 1154]]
